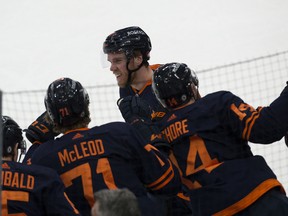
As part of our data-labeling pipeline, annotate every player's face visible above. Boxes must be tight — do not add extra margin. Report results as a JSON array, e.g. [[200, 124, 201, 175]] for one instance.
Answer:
[[107, 52, 129, 87]]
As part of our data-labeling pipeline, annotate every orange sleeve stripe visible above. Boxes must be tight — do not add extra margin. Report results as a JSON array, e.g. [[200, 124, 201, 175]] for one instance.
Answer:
[[246, 112, 260, 140], [64, 192, 80, 214], [177, 192, 191, 201], [212, 179, 284, 216], [242, 107, 263, 140], [150, 169, 174, 191], [242, 111, 258, 140], [230, 103, 246, 120], [146, 160, 174, 190]]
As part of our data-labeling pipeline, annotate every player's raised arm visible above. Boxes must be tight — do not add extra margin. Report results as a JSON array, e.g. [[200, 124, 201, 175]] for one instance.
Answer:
[[228, 81, 288, 143]]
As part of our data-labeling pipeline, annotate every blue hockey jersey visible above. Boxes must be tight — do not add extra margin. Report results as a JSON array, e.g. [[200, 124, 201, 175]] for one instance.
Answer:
[[158, 90, 288, 216]]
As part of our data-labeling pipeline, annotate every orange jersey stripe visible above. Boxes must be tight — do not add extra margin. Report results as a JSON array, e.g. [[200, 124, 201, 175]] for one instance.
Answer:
[[246, 112, 261, 140], [242, 111, 258, 140], [212, 179, 284, 216], [150, 64, 162, 70], [146, 160, 174, 190]]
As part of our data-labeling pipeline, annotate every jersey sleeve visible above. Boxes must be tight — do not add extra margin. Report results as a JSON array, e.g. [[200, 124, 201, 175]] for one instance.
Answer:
[[128, 126, 181, 196], [226, 87, 288, 143], [41, 170, 81, 215]]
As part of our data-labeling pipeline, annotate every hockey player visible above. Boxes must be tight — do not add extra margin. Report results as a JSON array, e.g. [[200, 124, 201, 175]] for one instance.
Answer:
[[148, 62, 288, 215], [103, 26, 193, 216], [103, 26, 167, 121], [1, 115, 80, 215], [24, 77, 181, 216]]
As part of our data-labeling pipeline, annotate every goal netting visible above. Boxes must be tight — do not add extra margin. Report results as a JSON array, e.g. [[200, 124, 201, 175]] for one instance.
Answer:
[[2, 50, 288, 191]]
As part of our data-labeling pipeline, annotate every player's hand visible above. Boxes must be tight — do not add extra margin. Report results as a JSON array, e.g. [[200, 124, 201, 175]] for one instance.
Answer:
[[117, 95, 152, 124], [118, 96, 171, 153], [24, 112, 59, 144]]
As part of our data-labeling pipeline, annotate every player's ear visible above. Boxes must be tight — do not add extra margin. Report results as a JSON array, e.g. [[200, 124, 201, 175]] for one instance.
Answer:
[[133, 53, 143, 66]]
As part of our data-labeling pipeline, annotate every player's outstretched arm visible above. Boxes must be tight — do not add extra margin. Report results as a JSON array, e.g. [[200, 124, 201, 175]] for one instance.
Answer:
[[234, 81, 288, 143]]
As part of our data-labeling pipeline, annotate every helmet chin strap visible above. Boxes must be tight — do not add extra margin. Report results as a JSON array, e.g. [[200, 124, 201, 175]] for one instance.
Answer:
[[191, 85, 200, 101], [125, 58, 144, 87]]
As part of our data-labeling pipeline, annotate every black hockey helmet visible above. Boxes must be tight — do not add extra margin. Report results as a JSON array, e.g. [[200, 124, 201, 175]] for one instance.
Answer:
[[103, 26, 152, 62], [44, 77, 90, 126], [2, 115, 26, 157], [152, 63, 199, 109]]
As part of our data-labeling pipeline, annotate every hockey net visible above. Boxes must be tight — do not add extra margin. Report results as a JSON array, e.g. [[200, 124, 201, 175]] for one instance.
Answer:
[[2, 50, 288, 191]]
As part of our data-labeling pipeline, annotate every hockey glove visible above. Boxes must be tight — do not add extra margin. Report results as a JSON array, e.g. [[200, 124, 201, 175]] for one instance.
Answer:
[[24, 111, 59, 144], [117, 95, 152, 123], [118, 96, 171, 154]]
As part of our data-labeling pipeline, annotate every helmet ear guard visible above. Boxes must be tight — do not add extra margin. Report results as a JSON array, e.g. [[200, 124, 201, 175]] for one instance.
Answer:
[[2, 115, 26, 160], [152, 62, 199, 109]]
